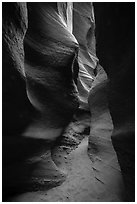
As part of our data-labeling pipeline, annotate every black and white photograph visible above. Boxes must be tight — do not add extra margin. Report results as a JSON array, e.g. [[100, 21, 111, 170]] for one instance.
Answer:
[[2, 1, 135, 202]]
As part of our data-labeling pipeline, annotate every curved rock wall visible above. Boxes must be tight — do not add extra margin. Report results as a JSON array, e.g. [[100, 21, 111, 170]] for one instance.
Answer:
[[94, 3, 135, 201], [2, 3, 34, 135], [3, 2, 134, 202]]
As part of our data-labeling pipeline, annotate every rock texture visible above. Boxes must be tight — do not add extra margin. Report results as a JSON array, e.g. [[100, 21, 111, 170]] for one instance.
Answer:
[[24, 3, 79, 135], [3, 2, 134, 202], [8, 114, 124, 202], [94, 2, 135, 201], [2, 2, 34, 135]]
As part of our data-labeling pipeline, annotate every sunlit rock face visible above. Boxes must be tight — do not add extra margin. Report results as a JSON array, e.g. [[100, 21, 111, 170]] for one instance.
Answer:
[[24, 3, 79, 132], [3, 3, 80, 199], [3, 2, 80, 139], [2, 2, 134, 202]]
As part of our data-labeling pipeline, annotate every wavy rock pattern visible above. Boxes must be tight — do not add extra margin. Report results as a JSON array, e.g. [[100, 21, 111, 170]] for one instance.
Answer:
[[3, 2, 134, 202]]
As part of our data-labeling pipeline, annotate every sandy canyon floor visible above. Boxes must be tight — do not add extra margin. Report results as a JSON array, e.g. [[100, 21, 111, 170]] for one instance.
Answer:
[[7, 111, 124, 202]]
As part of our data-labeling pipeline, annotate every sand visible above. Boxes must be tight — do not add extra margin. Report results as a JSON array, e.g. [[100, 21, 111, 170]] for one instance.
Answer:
[[9, 112, 124, 202]]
